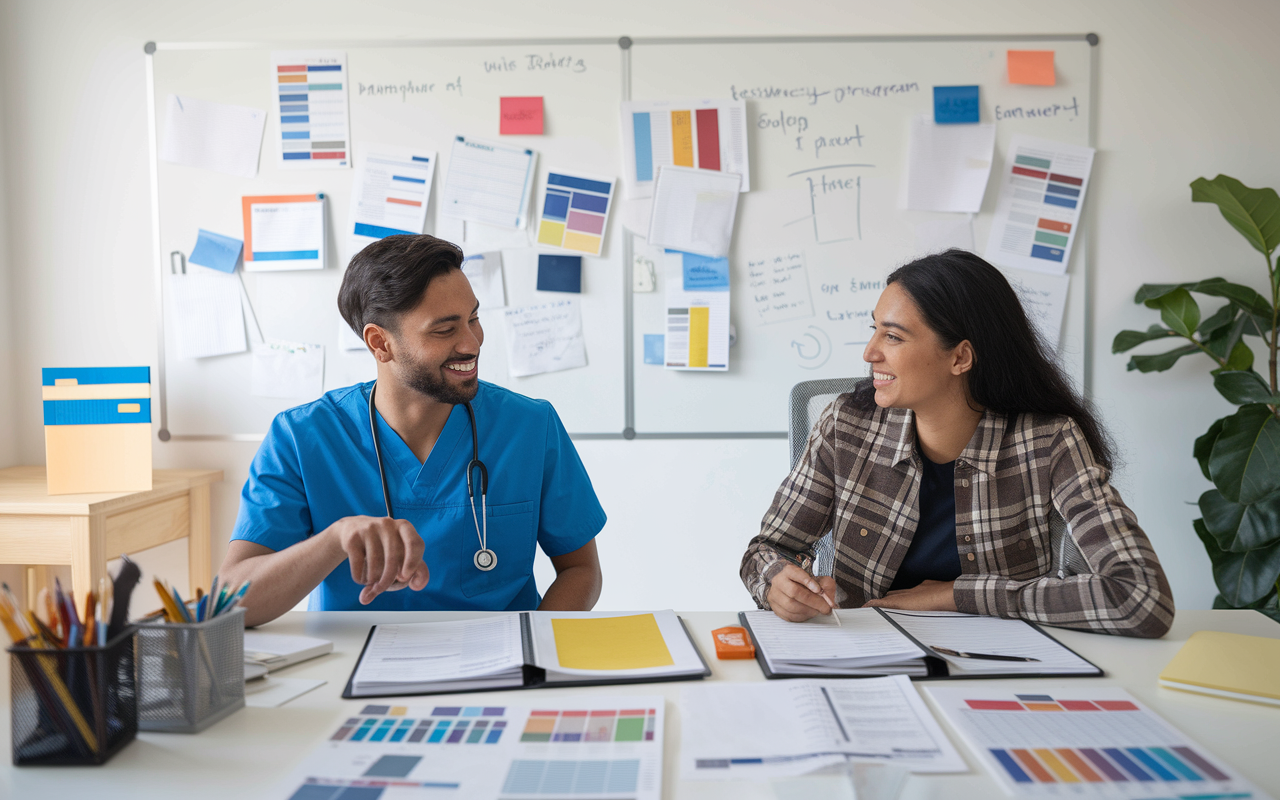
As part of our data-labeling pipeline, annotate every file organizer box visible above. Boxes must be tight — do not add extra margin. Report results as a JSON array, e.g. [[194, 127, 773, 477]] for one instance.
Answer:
[[42, 366, 153, 495], [136, 608, 245, 733], [8, 628, 139, 765]]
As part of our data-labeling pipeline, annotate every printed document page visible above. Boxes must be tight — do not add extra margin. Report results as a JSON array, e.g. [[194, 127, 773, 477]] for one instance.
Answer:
[[350, 615, 525, 695], [880, 610, 1099, 675], [742, 608, 927, 673], [681, 676, 966, 779], [528, 610, 705, 680], [441, 136, 537, 229]]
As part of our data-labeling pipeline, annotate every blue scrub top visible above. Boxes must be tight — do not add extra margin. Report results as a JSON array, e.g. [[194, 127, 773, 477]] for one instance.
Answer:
[[231, 380, 606, 611]]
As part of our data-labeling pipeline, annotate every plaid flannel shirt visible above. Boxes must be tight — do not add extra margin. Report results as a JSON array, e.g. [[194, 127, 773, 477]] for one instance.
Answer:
[[741, 394, 1175, 638]]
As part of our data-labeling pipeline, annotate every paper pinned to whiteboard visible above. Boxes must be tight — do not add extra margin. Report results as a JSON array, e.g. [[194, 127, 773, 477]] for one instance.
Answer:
[[1003, 267, 1069, 351], [160, 95, 266, 178], [462, 251, 507, 309], [251, 340, 325, 399], [169, 270, 247, 359], [620, 98, 750, 198], [648, 166, 742, 258], [905, 115, 996, 213], [502, 300, 587, 378], [440, 135, 537, 229], [347, 143, 435, 261]]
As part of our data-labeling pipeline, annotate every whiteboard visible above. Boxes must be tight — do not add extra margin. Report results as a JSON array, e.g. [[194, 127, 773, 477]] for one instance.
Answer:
[[147, 35, 1094, 440], [627, 36, 1093, 435], [148, 40, 627, 439]]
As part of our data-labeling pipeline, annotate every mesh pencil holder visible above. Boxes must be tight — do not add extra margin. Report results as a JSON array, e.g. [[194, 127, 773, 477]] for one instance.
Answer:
[[136, 607, 245, 733], [8, 627, 139, 766]]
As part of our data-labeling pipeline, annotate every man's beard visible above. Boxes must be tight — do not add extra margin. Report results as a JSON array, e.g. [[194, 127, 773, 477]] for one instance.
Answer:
[[400, 351, 479, 405]]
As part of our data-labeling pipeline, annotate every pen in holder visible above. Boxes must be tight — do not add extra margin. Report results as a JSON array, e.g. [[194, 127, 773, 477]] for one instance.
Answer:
[[136, 607, 245, 733], [8, 627, 139, 766]]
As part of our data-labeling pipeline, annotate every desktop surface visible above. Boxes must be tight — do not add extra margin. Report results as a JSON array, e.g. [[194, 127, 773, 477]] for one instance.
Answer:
[[1, 609, 1277, 799]]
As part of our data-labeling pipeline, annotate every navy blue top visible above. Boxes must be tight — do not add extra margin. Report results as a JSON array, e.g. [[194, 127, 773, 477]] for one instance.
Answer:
[[889, 454, 962, 591]]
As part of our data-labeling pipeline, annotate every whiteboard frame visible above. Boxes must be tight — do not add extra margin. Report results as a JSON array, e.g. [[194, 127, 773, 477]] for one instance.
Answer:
[[145, 33, 1097, 443]]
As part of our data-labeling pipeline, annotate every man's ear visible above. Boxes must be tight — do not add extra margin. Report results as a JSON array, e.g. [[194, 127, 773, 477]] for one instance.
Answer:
[[365, 323, 394, 364], [951, 340, 976, 375]]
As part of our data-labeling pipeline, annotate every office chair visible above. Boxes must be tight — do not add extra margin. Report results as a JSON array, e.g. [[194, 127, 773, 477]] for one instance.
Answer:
[[786, 378, 1089, 580]]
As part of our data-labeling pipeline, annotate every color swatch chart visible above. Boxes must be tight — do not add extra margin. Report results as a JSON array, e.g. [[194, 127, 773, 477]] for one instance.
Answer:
[[270, 50, 351, 169], [536, 172, 615, 256], [520, 707, 657, 743], [984, 134, 1094, 276], [279, 696, 664, 800], [620, 99, 749, 197], [330, 705, 509, 745], [925, 686, 1266, 798]]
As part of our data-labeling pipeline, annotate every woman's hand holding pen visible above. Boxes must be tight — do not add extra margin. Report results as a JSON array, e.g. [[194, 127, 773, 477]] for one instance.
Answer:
[[330, 516, 432, 604], [767, 564, 839, 622]]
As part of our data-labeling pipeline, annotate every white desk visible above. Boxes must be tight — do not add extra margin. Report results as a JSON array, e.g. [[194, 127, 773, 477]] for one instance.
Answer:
[[2, 610, 1277, 798]]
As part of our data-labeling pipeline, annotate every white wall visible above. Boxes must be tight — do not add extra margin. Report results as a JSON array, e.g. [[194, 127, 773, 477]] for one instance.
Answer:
[[3, 0, 1279, 612]]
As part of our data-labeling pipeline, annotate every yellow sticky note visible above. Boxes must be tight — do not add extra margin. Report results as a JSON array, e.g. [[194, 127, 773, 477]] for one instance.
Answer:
[[551, 614, 675, 670], [537, 219, 566, 246], [1008, 50, 1056, 86]]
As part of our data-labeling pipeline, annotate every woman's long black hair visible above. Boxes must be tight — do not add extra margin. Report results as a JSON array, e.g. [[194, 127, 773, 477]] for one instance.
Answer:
[[855, 248, 1115, 470]]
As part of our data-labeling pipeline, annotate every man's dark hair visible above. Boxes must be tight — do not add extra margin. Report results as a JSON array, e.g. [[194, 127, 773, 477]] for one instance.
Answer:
[[338, 234, 464, 336]]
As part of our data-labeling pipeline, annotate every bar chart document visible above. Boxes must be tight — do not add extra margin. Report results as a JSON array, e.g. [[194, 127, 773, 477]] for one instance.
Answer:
[[270, 50, 350, 169], [681, 676, 965, 780], [279, 696, 665, 800], [924, 685, 1271, 798], [347, 144, 436, 260], [984, 134, 1094, 275], [663, 252, 730, 371], [620, 98, 749, 198], [442, 136, 538, 229]]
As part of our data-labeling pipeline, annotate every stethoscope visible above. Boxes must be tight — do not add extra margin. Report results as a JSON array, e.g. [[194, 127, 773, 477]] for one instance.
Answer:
[[367, 382, 497, 572]]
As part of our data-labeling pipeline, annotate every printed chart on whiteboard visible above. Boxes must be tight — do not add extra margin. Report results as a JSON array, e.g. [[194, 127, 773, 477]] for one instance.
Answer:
[[278, 697, 665, 800], [620, 99, 749, 197], [270, 50, 350, 169]]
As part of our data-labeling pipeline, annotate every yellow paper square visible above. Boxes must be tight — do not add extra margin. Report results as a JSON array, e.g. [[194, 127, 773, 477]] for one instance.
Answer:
[[551, 614, 675, 670], [537, 219, 566, 246], [561, 230, 602, 255]]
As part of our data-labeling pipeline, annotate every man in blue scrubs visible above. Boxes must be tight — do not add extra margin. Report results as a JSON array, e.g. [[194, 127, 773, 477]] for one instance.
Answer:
[[218, 235, 606, 626]]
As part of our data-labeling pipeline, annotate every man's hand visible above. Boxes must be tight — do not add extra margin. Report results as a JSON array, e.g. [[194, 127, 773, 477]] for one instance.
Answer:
[[863, 580, 957, 612], [766, 564, 838, 622], [329, 516, 431, 604]]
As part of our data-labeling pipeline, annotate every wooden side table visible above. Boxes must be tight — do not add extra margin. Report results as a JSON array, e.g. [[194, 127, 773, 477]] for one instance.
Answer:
[[0, 466, 223, 606]]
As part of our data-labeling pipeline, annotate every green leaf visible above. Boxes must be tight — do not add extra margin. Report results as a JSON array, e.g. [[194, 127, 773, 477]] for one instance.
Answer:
[[1112, 325, 1177, 354], [1223, 341, 1255, 371], [1143, 288, 1200, 337], [1127, 344, 1200, 372], [1191, 175, 1280, 257], [1194, 418, 1226, 481], [1199, 489, 1280, 551], [1186, 277, 1274, 317], [1195, 518, 1280, 606], [1209, 404, 1280, 504], [1211, 370, 1277, 405], [1197, 303, 1238, 339], [1202, 313, 1248, 361]]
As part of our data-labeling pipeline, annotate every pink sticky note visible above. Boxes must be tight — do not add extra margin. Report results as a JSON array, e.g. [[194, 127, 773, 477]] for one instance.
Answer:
[[1008, 50, 1056, 86], [500, 97, 544, 135]]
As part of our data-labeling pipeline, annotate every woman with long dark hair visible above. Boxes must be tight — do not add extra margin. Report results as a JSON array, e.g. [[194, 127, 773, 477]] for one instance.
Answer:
[[740, 249, 1174, 637]]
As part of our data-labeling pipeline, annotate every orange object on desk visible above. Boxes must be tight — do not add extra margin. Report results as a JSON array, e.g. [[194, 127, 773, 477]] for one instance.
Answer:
[[711, 626, 755, 659]]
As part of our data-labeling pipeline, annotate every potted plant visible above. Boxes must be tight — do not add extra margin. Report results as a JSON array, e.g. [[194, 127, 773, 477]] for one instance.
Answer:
[[1113, 175, 1280, 621]]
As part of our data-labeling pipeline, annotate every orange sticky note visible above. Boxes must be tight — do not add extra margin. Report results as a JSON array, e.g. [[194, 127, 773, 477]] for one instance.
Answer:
[[1008, 50, 1056, 86], [500, 96, 544, 135]]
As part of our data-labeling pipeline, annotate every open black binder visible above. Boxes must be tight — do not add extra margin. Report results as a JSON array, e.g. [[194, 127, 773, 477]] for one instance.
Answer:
[[739, 608, 1104, 681], [342, 614, 711, 699]]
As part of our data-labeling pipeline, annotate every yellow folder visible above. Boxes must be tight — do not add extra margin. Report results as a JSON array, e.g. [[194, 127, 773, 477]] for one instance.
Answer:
[[1158, 630, 1280, 707]]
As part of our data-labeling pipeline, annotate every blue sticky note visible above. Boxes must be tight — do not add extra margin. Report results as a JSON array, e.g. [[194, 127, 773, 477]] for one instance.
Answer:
[[189, 229, 244, 273], [672, 250, 730, 291], [643, 334, 664, 365], [536, 254, 582, 293], [933, 85, 980, 124]]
